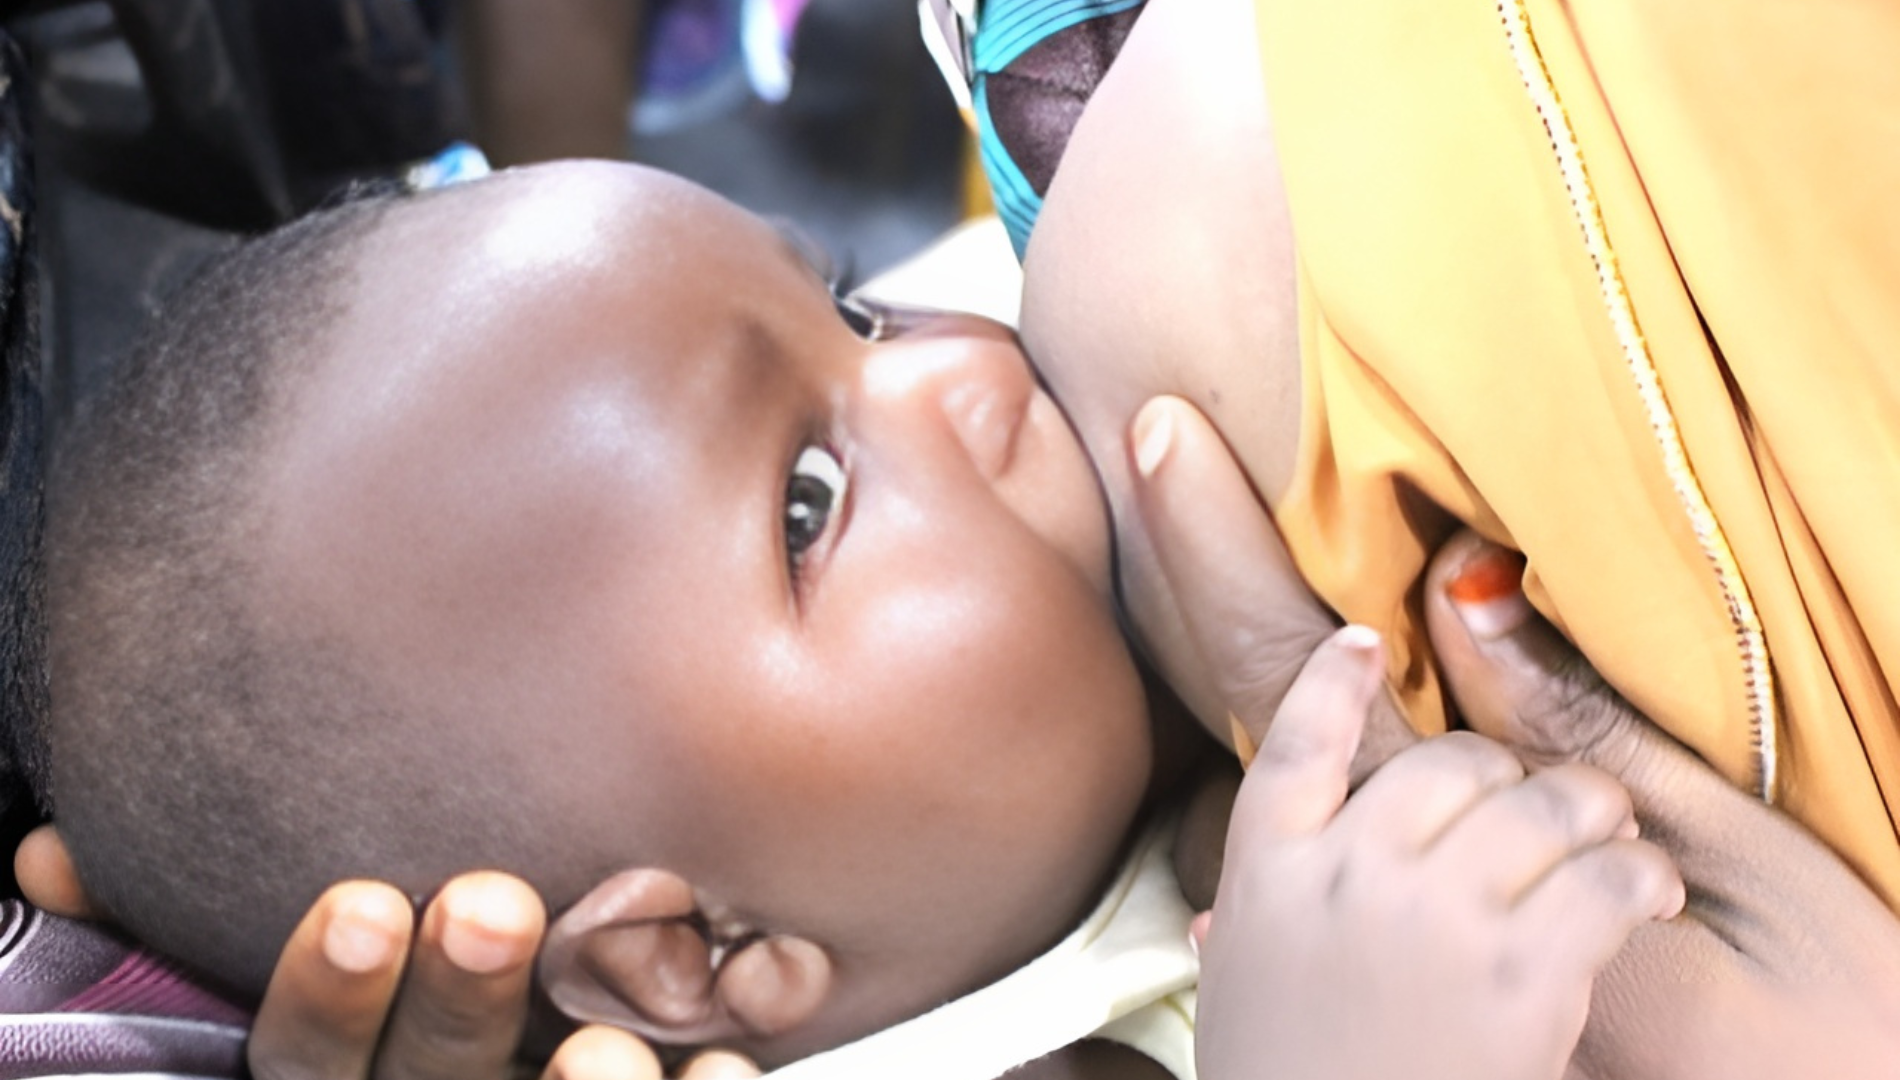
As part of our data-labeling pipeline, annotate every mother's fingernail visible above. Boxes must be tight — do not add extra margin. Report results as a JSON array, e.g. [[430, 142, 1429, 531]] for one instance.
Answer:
[[441, 877, 538, 974], [324, 890, 408, 974], [1132, 400, 1176, 478], [1446, 546, 1531, 640]]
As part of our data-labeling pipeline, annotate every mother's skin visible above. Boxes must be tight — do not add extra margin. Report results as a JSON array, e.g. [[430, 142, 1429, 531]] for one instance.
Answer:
[[1132, 396, 1900, 1079]]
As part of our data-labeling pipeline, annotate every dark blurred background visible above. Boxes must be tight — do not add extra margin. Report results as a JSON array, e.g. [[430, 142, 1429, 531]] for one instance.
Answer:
[[1, 0, 969, 423]]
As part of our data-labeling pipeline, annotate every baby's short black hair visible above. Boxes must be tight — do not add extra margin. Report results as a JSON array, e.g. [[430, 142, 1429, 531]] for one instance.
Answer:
[[42, 185, 459, 996]]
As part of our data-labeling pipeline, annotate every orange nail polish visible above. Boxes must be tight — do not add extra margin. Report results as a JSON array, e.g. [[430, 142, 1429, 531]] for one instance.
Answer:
[[1446, 547, 1526, 604], [1446, 546, 1532, 640]]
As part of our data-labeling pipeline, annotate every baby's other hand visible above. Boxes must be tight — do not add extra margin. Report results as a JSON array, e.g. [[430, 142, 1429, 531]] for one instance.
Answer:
[[1195, 627, 1683, 1080]]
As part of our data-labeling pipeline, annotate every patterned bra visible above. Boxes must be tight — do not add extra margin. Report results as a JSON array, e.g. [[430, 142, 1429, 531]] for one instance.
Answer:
[[923, 0, 1147, 257]]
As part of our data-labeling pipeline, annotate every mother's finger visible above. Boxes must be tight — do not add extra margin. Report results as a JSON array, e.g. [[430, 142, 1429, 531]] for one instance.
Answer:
[[1424, 531, 1755, 819], [1128, 396, 1417, 780], [1423, 530, 1900, 972], [14, 825, 102, 921], [372, 872, 544, 1080], [678, 1049, 764, 1079], [248, 881, 414, 1080], [539, 1026, 662, 1080]]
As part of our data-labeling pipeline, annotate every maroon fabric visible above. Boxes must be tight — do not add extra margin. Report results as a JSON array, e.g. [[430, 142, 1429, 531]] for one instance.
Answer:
[[57, 949, 251, 1028], [0, 900, 249, 1078]]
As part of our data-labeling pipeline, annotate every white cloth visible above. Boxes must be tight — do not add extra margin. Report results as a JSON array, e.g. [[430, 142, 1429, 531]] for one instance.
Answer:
[[764, 822, 1199, 1080], [856, 216, 1022, 329]]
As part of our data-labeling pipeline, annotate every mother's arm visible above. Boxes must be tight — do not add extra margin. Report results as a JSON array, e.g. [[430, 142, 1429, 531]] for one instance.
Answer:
[[1129, 395, 1900, 1079]]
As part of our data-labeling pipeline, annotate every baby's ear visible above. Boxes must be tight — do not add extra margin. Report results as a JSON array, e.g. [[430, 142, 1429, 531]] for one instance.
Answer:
[[540, 869, 832, 1046]]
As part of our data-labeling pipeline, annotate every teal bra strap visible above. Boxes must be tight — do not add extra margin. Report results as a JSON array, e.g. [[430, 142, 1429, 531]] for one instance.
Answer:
[[974, 0, 1147, 73], [972, 78, 1041, 260], [970, 0, 1147, 257]]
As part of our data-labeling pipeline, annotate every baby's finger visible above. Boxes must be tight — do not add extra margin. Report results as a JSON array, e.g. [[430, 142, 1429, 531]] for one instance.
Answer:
[[1332, 731, 1525, 853], [1516, 838, 1685, 978], [1227, 625, 1384, 841], [539, 1025, 663, 1080], [1129, 397, 1418, 781], [1430, 763, 1638, 905], [248, 881, 414, 1080], [372, 872, 544, 1080]]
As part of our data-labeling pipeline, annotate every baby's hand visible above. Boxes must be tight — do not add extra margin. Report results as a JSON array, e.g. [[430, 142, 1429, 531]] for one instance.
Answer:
[[1195, 627, 1684, 1080]]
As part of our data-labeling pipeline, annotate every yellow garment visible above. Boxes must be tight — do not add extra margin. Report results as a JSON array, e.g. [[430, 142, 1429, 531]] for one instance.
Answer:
[[1256, 0, 1900, 907]]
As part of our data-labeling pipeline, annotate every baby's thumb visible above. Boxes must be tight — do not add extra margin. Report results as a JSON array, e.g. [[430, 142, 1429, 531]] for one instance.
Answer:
[[1228, 625, 1385, 841]]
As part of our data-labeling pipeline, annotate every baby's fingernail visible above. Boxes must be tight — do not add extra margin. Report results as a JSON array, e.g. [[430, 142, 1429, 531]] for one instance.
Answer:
[[324, 890, 408, 974], [1133, 401, 1176, 478], [441, 877, 539, 975], [1187, 911, 1212, 957], [1446, 546, 1531, 640], [1334, 624, 1381, 654]]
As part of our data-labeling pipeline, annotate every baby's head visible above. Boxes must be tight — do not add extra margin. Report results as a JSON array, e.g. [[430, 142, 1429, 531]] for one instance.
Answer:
[[45, 162, 1154, 1063]]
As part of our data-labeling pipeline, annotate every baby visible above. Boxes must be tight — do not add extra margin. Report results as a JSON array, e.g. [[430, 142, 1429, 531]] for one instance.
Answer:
[[46, 164, 1165, 1063], [38, 149, 1679, 1078]]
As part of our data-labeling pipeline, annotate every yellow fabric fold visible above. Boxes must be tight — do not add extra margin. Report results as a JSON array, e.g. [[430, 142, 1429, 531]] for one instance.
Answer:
[[1257, 0, 1900, 906]]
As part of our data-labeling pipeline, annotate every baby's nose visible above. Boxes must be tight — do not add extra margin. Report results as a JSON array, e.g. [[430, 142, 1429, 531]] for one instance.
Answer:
[[860, 328, 1033, 482]]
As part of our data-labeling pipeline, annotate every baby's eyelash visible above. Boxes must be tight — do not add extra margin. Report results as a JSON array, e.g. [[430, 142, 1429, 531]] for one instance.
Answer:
[[772, 219, 855, 292], [833, 292, 887, 340]]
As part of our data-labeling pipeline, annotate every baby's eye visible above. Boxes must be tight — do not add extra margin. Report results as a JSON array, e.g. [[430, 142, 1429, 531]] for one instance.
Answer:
[[785, 444, 848, 573], [833, 293, 887, 341]]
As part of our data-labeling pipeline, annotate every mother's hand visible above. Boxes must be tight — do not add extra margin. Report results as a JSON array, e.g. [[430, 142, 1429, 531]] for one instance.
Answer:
[[1423, 532, 1900, 1080], [1128, 395, 1900, 1079], [14, 835, 759, 1080], [1125, 397, 1417, 779]]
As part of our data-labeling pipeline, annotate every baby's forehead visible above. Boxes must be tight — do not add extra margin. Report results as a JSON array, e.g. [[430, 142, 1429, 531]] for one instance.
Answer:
[[336, 164, 795, 356], [267, 174, 805, 597]]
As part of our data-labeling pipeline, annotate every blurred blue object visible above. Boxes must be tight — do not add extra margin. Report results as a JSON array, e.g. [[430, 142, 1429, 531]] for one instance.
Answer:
[[405, 140, 493, 191]]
